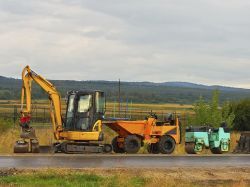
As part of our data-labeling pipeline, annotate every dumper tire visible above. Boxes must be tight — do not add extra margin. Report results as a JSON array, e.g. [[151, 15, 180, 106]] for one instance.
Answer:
[[159, 135, 176, 154], [124, 135, 141, 154], [147, 143, 160, 154], [112, 136, 125, 153]]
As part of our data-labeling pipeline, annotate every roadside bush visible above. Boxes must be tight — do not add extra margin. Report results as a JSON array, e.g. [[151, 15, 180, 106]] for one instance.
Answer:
[[231, 99, 250, 131]]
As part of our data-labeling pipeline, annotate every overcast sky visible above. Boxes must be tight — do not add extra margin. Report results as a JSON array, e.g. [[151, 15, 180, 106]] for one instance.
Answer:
[[1, 1, 250, 88]]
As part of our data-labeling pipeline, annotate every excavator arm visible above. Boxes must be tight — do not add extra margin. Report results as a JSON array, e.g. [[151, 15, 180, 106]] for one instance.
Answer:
[[20, 65, 63, 140]]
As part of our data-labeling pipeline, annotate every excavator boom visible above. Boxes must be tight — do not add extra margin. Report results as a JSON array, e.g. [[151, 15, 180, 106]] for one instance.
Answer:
[[20, 65, 63, 139]]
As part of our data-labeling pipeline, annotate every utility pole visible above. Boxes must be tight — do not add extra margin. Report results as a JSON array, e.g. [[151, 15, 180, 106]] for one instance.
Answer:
[[118, 79, 121, 116]]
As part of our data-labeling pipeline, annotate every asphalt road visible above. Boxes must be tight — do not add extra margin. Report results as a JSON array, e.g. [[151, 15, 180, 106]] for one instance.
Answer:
[[0, 154, 249, 169]]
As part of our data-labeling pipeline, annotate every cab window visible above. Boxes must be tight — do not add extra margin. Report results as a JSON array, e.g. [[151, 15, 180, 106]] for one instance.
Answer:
[[78, 95, 92, 112]]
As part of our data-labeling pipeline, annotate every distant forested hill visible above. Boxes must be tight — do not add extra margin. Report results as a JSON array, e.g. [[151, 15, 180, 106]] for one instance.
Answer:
[[1, 76, 250, 104]]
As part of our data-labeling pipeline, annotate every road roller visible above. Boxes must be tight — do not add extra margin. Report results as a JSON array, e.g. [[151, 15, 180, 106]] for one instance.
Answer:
[[185, 125, 230, 154]]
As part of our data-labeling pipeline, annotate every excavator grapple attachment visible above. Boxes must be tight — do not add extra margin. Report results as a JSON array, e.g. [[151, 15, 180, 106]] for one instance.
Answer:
[[20, 127, 36, 139]]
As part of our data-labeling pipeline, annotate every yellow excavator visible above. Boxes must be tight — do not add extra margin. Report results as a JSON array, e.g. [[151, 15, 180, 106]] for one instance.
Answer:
[[14, 65, 112, 153]]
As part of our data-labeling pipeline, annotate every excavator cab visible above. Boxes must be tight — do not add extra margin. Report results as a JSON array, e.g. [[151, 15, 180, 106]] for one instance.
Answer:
[[56, 90, 110, 153], [64, 90, 105, 132]]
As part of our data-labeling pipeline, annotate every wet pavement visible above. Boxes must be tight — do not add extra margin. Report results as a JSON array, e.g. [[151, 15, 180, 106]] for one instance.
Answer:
[[0, 154, 249, 169]]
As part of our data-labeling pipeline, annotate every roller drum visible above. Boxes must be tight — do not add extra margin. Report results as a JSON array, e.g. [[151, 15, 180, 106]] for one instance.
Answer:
[[185, 142, 196, 154]]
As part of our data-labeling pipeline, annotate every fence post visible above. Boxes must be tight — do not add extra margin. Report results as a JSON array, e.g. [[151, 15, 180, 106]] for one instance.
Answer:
[[44, 108, 46, 124], [113, 101, 116, 118], [35, 105, 38, 122], [13, 105, 17, 127]]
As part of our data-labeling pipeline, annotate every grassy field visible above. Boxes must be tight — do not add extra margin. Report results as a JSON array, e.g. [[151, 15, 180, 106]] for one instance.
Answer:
[[0, 168, 249, 187]]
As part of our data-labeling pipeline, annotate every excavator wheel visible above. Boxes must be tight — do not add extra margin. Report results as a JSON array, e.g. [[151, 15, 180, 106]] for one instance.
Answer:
[[14, 140, 29, 153], [159, 135, 176, 154], [185, 143, 197, 154], [124, 135, 141, 154], [31, 139, 40, 153], [112, 136, 125, 153], [147, 143, 160, 154]]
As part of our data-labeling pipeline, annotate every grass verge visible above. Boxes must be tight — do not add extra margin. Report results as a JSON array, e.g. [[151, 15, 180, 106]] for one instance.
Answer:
[[0, 169, 146, 187], [0, 168, 249, 187]]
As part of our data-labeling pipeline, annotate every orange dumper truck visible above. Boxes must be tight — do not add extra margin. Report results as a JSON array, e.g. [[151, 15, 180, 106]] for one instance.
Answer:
[[104, 113, 181, 154]]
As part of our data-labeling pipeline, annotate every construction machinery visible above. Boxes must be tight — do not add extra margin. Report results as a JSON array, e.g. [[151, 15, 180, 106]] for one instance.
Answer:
[[234, 132, 250, 154], [105, 113, 181, 154], [14, 65, 112, 153], [185, 125, 230, 154]]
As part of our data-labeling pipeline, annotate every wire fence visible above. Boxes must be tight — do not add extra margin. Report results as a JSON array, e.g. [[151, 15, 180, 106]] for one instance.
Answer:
[[0, 104, 192, 128]]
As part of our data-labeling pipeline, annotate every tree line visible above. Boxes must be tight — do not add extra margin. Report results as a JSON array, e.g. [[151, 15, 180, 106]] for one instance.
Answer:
[[1, 77, 250, 104], [189, 90, 250, 131]]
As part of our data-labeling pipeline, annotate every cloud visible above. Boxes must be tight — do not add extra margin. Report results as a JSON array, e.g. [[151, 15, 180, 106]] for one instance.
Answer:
[[0, 0, 250, 88]]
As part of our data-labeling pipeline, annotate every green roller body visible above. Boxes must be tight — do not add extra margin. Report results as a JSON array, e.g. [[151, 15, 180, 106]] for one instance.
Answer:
[[185, 126, 231, 154], [209, 127, 230, 152], [185, 126, 211, 153]]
